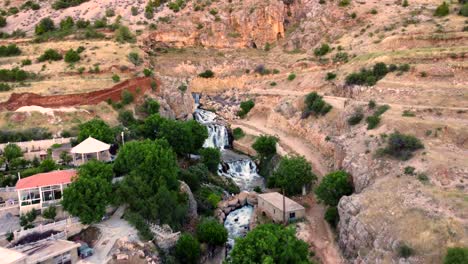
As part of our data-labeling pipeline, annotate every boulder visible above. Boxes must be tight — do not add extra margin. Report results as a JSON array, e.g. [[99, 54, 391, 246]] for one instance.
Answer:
[[238, 191, 248, 206], [116, 254, 129, 260], [247, 193, 258, 205], [223, 206, 232, 214], [228, 198, 239, 207]]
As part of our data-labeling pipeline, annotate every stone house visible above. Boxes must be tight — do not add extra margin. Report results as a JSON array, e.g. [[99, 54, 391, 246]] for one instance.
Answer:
[[258, 192, 305, 223]]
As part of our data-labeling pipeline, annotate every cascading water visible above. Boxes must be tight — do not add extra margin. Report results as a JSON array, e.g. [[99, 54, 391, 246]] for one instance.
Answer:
[[224, 205, 253, 251], [194, 109, 230, 149], [218, 158, 264, 191]]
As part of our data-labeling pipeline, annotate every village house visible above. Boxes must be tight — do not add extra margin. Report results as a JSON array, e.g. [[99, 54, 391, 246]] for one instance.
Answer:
[[15, 170, 77, 215], [1, 238, 80, 264], [258, 192, 305, 223]]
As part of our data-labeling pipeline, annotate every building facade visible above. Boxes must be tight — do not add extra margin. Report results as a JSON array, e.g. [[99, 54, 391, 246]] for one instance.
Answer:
[[2, 239, 80, 264], [258, 192, 306, 223]]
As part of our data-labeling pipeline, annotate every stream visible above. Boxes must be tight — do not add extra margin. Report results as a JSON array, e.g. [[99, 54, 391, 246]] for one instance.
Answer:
[[193, 103, 261, 251]]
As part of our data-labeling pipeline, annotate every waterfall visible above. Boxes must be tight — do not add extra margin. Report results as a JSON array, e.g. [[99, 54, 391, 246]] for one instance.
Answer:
[[224, 205, 253, 250], [194, 109, 229, 149], [219, 159, 264, 191]]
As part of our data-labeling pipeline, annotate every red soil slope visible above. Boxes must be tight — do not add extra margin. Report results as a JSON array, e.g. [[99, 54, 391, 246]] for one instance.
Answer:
[[0, 77, 156, 111]]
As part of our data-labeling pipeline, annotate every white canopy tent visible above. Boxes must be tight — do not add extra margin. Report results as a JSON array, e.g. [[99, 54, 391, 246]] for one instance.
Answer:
[[70, 137, 111, 165]]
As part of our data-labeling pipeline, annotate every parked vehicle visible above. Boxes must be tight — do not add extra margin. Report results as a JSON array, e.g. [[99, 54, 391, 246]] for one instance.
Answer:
[[78, 242, 94, 259]]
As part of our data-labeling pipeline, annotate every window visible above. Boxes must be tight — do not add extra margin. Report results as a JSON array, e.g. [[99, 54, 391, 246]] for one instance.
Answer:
[[20, 188, 40, 206], [53, 251, 72, 264], [41, 185, 62, 202], [289, 212, 296, 219]]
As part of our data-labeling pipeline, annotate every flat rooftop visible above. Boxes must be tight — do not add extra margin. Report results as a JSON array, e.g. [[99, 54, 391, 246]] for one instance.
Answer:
[[0, 247, 27, 264], [258, 192, 305, 212], [15, 239, 79, 263]]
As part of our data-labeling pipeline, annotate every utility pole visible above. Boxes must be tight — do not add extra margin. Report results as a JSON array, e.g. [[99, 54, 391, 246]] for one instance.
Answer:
[[283, 187, 286, 225], [121, 131, 125, 145]]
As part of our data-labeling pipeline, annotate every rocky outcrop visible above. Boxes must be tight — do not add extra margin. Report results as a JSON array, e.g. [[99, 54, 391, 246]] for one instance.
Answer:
[[215, 191, 258, 222], [153, 76, 195, 119], [145, 0, 293, 49]]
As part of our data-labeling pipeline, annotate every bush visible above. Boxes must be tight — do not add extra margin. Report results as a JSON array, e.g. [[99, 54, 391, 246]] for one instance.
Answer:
[[444, 247, 468, 264], [382, 132, 424, 160], [21, 59, 32, 66], [366, 115, 380, 129], [200, 147, 221, 173], [35, 17, 55, 35], [64, 49, 80, 63], [0, 68, 31, 82], [398, 244, 414, 258], [303, 92, 332, 117], [106, 8, 115, 17], [196, 218, 228, 247], [128, 52, 142, 66], [0, 128, 52, 143], [59, 16, 74, 30], [237, 99, 255, 118], [38, 49, 62, 62], [198, 69, 214, 78], [115, 26, 135, 43], [76, 19, 90, 29], [287, 73, 296, 81], [0, 83, 11, 92], [434, 2, 450, 16], [315, 170, 353, 206], [324, 206, 339, 228], [42, 206, 57, 220], [124, 212, 154, 240], [339, 0, 351, 6], [121, 90, 134, 105], [404, 166, 415, 175], [252, 135, 278, 160], [368, 100, 376, 109], [333, 52, 349, 63], [326, 72, 337, 80], [118, 110, 136, 127], [0, 44, 21, 57], [112, 74, 120, 83], [143, 68, 153, 77], [138, 98, 160, 116], [314, 43, 331, 56], [0, 16, 6, 28], [52, 0, 89, 10], [175, 234, 200, 264], [233, 127, 245, 140], [131, 6, 139, 16], [347, 109, 364, 125], [460, 3, 468, 16]]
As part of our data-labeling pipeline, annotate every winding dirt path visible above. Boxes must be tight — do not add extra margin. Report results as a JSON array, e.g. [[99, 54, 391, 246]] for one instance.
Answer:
[[231, 117, 343, 264]]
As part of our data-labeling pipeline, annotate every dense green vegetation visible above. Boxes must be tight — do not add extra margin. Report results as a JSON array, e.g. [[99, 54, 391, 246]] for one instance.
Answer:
[[346, 62, 409, 86], [302, 92, 332, 118], [237, 99, 255, 118], [268, 155, 317, 195], [229, 224, 314, 264], [175, 234, 201, 264], [0, 83, 12, 92], [200, 147, 221, 173], [196, 218, 228, 249], [0, 128, 52, 144], [315, 170, 353, 207], [434, 2, 450, 16], [380, 132, 424, 160], [38, 49, 63, 62], [198, 70, 215, 78], [232, 127, 245, 140], [0, 68, 33, 82], [77, 119, 115, 143], [0, 44, 21, 57], [444, 247, 468, 264], [53, 0, 90, 10]]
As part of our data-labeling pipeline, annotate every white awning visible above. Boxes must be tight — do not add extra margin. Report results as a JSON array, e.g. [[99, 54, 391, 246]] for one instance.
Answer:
[[71, 137, 110, 154]]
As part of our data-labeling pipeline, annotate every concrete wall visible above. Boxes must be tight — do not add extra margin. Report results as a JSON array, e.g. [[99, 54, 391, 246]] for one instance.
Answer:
[[39, 248, 79, 264], [257, 195, 305, 223]]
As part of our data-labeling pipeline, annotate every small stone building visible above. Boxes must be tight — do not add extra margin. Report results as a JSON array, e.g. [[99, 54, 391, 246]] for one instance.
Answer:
[[1, 239, 80, 264], [258, 192, 305, 223]]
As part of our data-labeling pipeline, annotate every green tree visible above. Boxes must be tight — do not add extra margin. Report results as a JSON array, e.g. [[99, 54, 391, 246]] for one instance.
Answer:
[[252, 135, 278, 160], [444, 247, 468, 264], [0, 16, 6, 28], [198, 70, 214, 78], [4, 143, 22, 163], [64, 49, 80, 63], [121, 90, 134, 105], [62, 163, 113, 224], [60, 151, 72, 165], [175, 233, 201, 264], [229, 224, 313, 264], [200, 147, 221, 173], [270, 155, 317, 195], [39, 158, 57, 172], [138, 98, 160, 116], [59, 16, 74, 30], [196, 218, 228, 248], [42, 205, 57, 220], [315, 170, 353, 206], [114, 139, 161, 175], [35, 17, 55, 35], [118, 110, 136, 127], [434, 2, 449, 16], [38, 49, 62, 62], [77, 119, 114, 143], [186, 120, 208, 154], [115, 25, 135, 43], [79, 160, 113, 181]]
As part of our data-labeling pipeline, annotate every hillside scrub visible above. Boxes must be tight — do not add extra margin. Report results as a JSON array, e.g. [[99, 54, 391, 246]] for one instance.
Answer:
[[346, 62, 408, 86], [347, 108, 364, 125], [314, 43, 331, 56], [0, 44, 21, 57], [35, 18, 55, 35], [0, 68, 33, 82], [366, 104, 390, 129], [233, 127, 245, 140], [381, 132, 424, 160], [0, 83, 12, 92], [0, 128, 52, 143], [198, 69, 215, 78], [237, 99, 255, 118], [64, 49, 80, 63], [302, 92, 332, 118], [53, 0, 90, 10], [38, 49, 62, 62], [0, 16, 6, 28], [434, 2, 450, 16]]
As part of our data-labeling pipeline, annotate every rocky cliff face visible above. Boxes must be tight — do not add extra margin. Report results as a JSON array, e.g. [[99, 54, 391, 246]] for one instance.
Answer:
[[153, 76, 195, 120], [145, 0, 292, 49]]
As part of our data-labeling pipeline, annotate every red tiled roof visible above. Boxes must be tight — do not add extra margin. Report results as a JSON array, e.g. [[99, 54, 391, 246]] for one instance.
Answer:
[[16, 170, 77, 190]]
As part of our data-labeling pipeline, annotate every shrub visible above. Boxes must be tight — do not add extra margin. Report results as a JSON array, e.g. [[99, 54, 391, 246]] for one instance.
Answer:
[[53, 0, 89, 10], [112, 74, 120, 83], [326, 72, 337, 80], [434, 2, 449, 17], [106, 8, 115, 17], [76, 19, 90, 29], [402, 110, 415, 117], [138, 98, 160, 116], [35, 17, 55, 35], [404, 166, 415, 175], [124, 212, 154, 240], [0, 83, 12, 92], [198, 70, 214, 78], [200, 147, 221, 173], [196, 218, 228, 247], [402, 0, 409, 7], [333, 52, 349, 63], [121, 90, 134, 105], [398, 244, 414, 258], [131, 6, 139, 16], [347, 109, 364, 125], [339, 0, 351, 6], [444, 247, 468, 264], [374, 105, 390, 116], [366, 115, 380, 129], [128, 52, 142, 66], [0, 44, 21, 57], [42, 206, 57, 220], [315, 170, 353, 206], [368, 100, 376, 109], [21, 59, 32, 66], [59, 16, 74, 30], [303, 92, 332, 117], [0, 16, 6, 28], [233, 127, 245, 140], [287, 73, 296, 81], [238, 99, 255, 118], [253, 135, 278, 161], [118, 110, 136, 127], [64, 49, 80, 63], [38, 49, 62, 62], [175, 234, 201, 264], [115, 26, 135, 43], [314, 43, 331, 56], [398, 64, 410, 72], [460, 3, 468, 16], [143, 68, 153, 77], [382, 132, 424, 160], [0, 68, 31, 82], [324, 206, 339, 228]]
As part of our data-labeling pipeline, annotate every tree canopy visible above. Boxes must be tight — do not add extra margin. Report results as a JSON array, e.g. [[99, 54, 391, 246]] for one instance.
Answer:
[[252, 135, 278, 160], [315, 170, 353, 206], [269, 155, 317, 195], [4, 144, 22, 162], [77, 118, 114, 144], [444, 247, 468, 264], [196, 218, 228, 247], [62, 161, 113, 224], [229, 224, 313, 264], [175, 233, 201, 264], [200, 147, 221, 173]]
